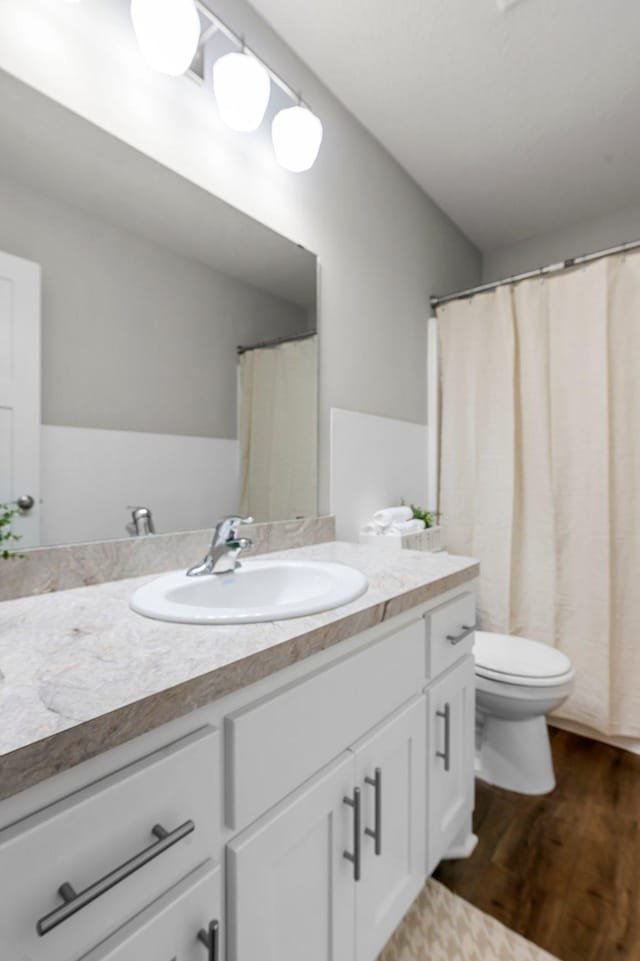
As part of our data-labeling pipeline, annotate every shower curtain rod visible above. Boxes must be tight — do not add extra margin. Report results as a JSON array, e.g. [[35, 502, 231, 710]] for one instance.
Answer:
[[236, 329, 316, 355], [430, 237, 640, 310]]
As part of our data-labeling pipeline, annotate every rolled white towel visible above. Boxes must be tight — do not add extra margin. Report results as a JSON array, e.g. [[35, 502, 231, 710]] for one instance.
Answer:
[[361, 521, 382, 534], [386, 519, 425, 536], [373, 506, 413, 530]]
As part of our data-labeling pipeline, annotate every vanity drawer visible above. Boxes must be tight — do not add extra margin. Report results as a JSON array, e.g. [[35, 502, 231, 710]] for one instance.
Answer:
[[425, 591, 476, 679], [0, 726, 220, 961], [226, 619, 425, 830], [78, 860, 222, 961]]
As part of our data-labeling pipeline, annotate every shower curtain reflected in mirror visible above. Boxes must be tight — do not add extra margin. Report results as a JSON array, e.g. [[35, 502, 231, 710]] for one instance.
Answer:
[[437, 250, 640, 737], [238, 334, 318, 523]]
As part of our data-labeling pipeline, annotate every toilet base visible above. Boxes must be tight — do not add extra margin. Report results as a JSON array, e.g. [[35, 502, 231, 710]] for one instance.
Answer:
[[476, 713, 556, 795]]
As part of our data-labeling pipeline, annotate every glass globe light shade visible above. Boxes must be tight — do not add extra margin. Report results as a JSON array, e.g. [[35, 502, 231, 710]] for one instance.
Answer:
[[213, 52, 271, 132], [272, 105, 323, 172], [130, 0, 200, 77]]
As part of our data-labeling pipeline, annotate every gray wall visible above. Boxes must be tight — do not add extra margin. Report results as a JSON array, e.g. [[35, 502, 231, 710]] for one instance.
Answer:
[[0, 175, 307, 438], [483, 201, 640, 282]]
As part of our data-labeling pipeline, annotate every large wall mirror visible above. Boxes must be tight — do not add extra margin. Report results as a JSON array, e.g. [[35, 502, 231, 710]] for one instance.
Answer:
[[0, 71, 318, 549]]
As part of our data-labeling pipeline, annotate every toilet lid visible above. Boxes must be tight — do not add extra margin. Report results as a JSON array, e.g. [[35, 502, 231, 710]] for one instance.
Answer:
[[474, 631, 573, 684]]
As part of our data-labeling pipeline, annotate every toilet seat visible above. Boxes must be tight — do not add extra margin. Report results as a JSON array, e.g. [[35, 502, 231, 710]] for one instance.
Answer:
[[474, 631, 574, 688]]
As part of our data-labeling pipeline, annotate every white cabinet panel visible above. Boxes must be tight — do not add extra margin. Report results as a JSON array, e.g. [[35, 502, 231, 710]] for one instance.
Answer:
[[426, 656, 475, 873], [0, 727, 220, 961], [424, 591, 476, 679], [226, 619, 425, 830], [352, 697, 426, 961], [78, 861, 221, 961], [228, 752, 356, 961]]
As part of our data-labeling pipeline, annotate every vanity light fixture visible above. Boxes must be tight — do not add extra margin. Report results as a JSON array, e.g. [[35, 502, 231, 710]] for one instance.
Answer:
[[130, 0, 201, 77], [129, 0, 323, 171], [213, 51, 271, 133], [272, 105, 323, 173]]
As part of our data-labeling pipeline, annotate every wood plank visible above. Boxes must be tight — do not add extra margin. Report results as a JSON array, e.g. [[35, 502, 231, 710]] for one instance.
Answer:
[[435, 729, 640, 961]]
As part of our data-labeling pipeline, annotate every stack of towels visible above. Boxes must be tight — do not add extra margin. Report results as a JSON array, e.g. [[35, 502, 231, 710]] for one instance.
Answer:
[[362, 506, 426, 537]]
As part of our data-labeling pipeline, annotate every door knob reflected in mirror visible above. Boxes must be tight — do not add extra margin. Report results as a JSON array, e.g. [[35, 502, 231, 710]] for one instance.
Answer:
[[16, 495, 35, 512]]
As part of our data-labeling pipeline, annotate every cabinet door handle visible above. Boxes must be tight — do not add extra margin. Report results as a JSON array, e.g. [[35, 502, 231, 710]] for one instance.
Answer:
[[198, 919, 220, 961], [436, 703, 451, 772], [343, 787, 361, 882], [364, 768, 382, 856], [36, 820, 195, 936], [446, 624, 476, 645]]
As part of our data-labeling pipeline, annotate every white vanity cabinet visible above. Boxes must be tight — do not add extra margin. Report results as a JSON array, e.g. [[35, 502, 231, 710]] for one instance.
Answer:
[[227, 752, 356, 961], [228, 696, 427, 961], [426, 655, 476, 873], [351, 696, 426, 961], [0, 580, 478, 961], [224, 619, 425, 833], [77, 861, 222, 961], [0, 727, 220, 961]]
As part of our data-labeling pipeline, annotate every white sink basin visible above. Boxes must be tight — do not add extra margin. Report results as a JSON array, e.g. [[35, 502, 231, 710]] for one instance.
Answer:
[[130, 558, 369, 624]]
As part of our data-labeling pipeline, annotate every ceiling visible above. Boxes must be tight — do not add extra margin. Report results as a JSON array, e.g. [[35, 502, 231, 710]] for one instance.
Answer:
[[247, 0, 640, 251]]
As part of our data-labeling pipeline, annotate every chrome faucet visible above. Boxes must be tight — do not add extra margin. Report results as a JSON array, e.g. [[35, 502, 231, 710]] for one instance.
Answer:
[[127, 506, 155, 536], [187, 515, 254, 576]]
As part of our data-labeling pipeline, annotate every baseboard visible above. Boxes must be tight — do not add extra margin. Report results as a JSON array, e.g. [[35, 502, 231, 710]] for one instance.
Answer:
[[549, 717, 640, 757]]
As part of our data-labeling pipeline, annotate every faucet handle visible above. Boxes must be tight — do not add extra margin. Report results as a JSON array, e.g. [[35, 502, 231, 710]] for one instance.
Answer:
[[214, 515, 254, 542]]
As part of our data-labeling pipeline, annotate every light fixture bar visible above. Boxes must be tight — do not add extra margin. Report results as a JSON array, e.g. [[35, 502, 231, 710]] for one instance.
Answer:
[[193, 0, 309, 109], [186, 17, 219, 83], [198, 20, 220, 46]]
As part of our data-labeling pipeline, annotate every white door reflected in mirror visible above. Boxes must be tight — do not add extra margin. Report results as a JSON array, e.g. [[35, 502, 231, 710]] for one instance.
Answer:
[[0, 250, 40, 548]]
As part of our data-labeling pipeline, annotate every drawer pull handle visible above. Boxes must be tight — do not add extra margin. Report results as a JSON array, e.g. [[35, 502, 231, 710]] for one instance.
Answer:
[[364, 768, 382, 856], [446, 624, 476, 645], [36, 819, 195, 936], [343, 787, 361, 882], [436, 703, 451, 772], [198, 919, 220, 961]]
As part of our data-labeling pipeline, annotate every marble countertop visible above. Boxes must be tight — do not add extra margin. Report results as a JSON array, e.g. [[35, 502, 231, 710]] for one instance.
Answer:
[[0, 542, 478, 800]]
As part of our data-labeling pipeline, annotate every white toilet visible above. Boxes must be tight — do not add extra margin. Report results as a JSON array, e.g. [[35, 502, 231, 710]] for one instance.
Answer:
[[473, 631, 575, 795]]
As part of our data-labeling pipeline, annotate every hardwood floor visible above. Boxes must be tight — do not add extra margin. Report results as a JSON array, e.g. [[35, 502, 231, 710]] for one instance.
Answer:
[[435, 728, 640, 961]]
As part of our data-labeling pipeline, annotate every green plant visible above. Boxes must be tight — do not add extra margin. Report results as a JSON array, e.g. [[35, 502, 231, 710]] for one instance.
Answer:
[[0, 503, 23, 560], [410, 504, 440, 529]]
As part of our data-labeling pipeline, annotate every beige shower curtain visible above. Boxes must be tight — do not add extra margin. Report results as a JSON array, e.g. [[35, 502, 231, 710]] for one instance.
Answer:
[[438, 249, 640, 737], [239, 335, 317, 523]]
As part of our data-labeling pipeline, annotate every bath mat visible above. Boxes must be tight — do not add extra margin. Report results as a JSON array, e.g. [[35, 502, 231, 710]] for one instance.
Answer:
[[378, 879, 559, 961]]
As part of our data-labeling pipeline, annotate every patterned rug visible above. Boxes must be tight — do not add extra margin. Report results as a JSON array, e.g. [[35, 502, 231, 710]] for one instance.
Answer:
[[378, 880, 560, 961]]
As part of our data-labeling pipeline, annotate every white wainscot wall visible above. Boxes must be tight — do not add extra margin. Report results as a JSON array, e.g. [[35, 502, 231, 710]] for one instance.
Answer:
[[40, 426, 238, 545], [330, 409, 429, 542]]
